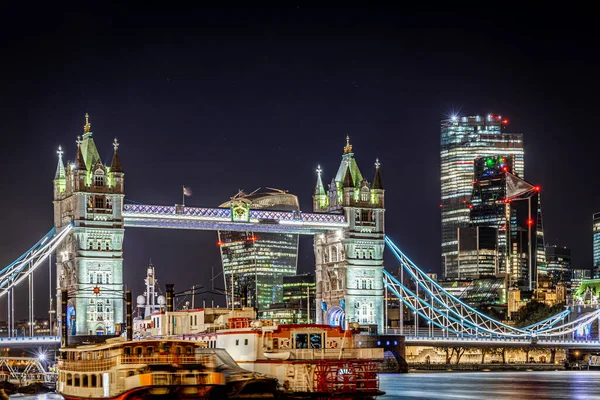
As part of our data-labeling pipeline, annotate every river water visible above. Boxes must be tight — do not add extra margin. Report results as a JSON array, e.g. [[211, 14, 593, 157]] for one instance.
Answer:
[[11, 371, 600, 399], [379, 371, 600, 399]]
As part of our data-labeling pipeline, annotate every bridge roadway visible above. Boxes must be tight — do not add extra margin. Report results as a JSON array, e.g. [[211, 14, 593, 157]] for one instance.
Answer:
[[122, 204, 348, 234]]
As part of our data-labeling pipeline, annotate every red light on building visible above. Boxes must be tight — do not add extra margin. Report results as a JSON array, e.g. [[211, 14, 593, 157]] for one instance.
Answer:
[[217, 241, 223, 246], [534, 186, 541, 191], [502, 119, 509, 124], [468, 204, 473, 209], [249, 236, 258, 242], [439, 204, 443, 208], [472, 181, 477, 185], [527, 218, 534, 226], [502, 167, 508, 172]]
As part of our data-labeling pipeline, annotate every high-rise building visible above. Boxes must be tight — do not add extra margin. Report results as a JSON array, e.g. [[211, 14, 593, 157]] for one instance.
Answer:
[[218, 189, 299, 312], [313, 137, 385, 332], [260, 274, 316, 324], [594, 213, 600, 278], [440, 115, 524, 279], [545, 245, 571, 287], [571, 269, 592, 291], [53, 114, 125, 336]]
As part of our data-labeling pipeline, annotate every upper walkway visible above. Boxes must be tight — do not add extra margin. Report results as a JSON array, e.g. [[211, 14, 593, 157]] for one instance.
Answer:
[[122, 204, 347, 234]]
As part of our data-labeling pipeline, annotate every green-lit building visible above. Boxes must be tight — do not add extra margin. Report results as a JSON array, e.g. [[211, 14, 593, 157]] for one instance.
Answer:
[[218, 189, 299, 312], [260, 273, 316, 323]]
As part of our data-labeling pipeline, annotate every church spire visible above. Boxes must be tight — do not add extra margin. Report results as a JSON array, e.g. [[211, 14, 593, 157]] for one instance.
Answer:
[[110, 138, 123, 173], [372, 158, 383, 190], [314, 165, 326, 196], [74, 136, 86, 170], [54, 145, 66, 180]]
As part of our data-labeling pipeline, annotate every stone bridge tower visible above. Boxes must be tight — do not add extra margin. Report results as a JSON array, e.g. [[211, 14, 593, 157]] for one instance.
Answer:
[[53, 114, 125, 336], [313, 137, 385, 333]]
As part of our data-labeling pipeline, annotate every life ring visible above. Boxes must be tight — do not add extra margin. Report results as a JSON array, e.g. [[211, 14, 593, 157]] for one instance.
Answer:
[[280, 339, 290, 349], [327, 340, 338, 349]]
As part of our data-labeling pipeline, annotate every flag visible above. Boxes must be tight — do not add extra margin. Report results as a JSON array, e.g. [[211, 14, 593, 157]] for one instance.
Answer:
[[183, 186, 192, 197]]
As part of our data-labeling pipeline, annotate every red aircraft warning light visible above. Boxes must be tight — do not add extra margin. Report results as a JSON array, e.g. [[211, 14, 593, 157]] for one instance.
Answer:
[[527, 218, 534, 226]]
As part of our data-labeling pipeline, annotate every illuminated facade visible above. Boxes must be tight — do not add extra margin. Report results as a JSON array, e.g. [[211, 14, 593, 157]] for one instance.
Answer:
[[260, 274, 316, 324], [594, 213, 600, 278], [218, 190, 299, 312], [53, 114, 125, 336], [313, 137, 385, 333], [546, 245, 571, 286], [440, 115, 524, 279]]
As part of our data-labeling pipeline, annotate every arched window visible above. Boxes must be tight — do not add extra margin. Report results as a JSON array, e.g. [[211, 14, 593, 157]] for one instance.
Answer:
[[94, 169, 105, 187], [91, 374, 97, 387], [82, 374, 88, 387]]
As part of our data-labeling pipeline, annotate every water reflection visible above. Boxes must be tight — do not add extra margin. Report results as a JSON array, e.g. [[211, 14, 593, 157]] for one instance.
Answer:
[[380, 371, 600, 399]]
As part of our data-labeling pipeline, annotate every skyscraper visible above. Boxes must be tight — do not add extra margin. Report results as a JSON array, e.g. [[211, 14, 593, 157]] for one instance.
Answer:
[[545, 245, 571, 287], [440, 114, 524, 279], [218, 189, 299, 312], [594, 213, 600, 278]]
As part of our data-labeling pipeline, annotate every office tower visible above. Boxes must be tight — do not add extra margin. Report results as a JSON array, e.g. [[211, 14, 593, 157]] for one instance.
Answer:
[[218, 189, 299, 312], [571, 269, 591, 290], [457, 226, 498, 278], [545, 245, 571, 286], [594, 213, 600, 278], [440, 115, 524, 279]]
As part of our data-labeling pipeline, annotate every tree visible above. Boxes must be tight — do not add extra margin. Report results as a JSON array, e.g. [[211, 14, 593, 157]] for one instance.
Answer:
[[514, 301, 566, 328]]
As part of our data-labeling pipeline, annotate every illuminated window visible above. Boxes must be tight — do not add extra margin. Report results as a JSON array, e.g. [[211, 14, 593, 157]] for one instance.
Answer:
[[94, 169, 105, 187], [95, 196, 104, 208]]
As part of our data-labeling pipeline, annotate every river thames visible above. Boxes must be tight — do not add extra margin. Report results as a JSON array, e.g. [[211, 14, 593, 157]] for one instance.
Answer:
[[379, 371, 600, 399], [11, 371, 600, 399]]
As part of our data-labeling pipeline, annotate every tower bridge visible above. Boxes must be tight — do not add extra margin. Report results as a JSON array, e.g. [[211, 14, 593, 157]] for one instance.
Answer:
[[1, 115, 600, 351]]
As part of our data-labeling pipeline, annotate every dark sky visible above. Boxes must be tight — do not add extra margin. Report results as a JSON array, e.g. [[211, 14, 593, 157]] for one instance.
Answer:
[[1, 5, 599, 318]]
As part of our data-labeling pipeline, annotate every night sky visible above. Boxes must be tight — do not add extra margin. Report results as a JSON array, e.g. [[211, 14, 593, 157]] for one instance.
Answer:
[[1, 6, 598, 318]]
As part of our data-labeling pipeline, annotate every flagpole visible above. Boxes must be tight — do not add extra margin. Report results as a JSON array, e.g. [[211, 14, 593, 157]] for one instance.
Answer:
[[182, 185, 185, 207]]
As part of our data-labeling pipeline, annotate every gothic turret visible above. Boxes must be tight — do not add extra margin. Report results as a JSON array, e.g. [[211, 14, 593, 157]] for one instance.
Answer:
[[371, 159, 384, 207], [313, 165, 328, 211], [342, 164, 354, 206], [110, 138, 124, 193], [53, 146, 66, 198]]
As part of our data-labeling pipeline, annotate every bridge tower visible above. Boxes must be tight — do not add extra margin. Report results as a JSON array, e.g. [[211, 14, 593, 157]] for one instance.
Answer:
[[313, 137, 385, 333], [53, 114, 125, 336]]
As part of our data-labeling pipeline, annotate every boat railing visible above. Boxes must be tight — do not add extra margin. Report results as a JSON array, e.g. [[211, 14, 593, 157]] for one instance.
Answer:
[[58, 354, 215, 371], [58, 357, 118, 372], [292, 347, 384, 360], [121, 354, 214, 366]]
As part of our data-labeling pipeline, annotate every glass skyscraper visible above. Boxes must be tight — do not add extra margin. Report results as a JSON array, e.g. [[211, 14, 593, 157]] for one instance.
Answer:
[[218, 189, 299, 312], [440, 115, 524, 279], [594, 213, 600, 278]]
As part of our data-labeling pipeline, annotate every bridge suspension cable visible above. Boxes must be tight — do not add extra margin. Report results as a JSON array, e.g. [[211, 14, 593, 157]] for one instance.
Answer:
[[383, 235, 589, 340], [0, 224, 72, 298]]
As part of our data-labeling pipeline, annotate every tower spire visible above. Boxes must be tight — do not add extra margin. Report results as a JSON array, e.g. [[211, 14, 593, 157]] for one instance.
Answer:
[[372, 158, 383, 189], [54, 145, 66, 179], [74, 136, 86, 170], [315, 165, 326, 196], [111, 138, 123, 172], [343, 135, 353, 154]]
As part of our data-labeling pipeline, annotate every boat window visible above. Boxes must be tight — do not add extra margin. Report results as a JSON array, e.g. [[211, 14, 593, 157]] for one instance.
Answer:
[[295, 333, 308, 349], [245, 339, 249, 346], [309, 333, 322, 349], [67, 373, 72, 386], [236, 339, 239, 346], [185, 346, 193, 355], [147, 346, 154, 355], [91, 374, 97, 387], [124, 347, 132, 356], [135, 346, 143, 356], [74, 374, 80, 387], [127, 370, 134, 377], [272, 338, 279, 349], [82, 374, 89, 387]]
